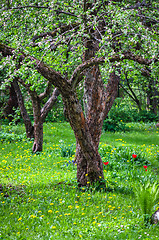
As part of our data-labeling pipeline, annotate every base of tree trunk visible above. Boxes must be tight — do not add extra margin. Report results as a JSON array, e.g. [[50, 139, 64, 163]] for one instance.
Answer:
[[32, 123, 43, 153], [76, 144, 105, 189], [32, 142, 43, 153]]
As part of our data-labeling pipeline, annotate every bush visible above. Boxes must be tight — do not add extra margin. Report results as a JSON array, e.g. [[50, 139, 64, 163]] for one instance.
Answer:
[[103, 98, 158, 132], [103, 118, 127, 132], [59, 142, 75, 157], [133, 110, 158, 122], [0, 123, 27, 142]]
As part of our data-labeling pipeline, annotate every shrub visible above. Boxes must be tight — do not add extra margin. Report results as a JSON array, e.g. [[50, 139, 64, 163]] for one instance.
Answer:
[[133, 110, 158, 122], [103, 118, 127, 132], [59, 142, 75, 157], [103, 98, 158, 132]]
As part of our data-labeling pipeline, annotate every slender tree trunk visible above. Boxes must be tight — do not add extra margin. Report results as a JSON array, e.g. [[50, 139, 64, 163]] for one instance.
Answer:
[[32, 121, 43, 152], [4, 82, 19, 122], [12, 79, 34, 139], [29, 90, 43, 152], [146, 78, 159, 114], [29, 88, 59, 153]]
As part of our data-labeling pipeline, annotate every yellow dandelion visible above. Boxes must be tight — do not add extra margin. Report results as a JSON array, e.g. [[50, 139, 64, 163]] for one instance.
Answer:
[[48, 210, 53, 213]]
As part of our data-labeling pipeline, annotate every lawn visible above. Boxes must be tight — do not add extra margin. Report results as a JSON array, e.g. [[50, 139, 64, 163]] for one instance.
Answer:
[[0, 122, 159, 239]]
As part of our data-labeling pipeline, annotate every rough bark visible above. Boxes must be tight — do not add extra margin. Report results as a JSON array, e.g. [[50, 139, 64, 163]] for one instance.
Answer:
[[40, 88, 60, 122], [76, 69, 119, 187], [75, 15, 119, 187], [29, 87, 59, 153], [12, 79, 34, 138], [3, 82, 19, 122], [28, 90, 42, 152], [32, 121, 43, 152], [63, 91, 104, 187]]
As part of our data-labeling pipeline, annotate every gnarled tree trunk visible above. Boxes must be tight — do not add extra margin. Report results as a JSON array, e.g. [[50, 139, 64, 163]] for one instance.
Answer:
[[63, 91, 105, 187], [75, 69, 119, 187], [74, 17, 119, 187]]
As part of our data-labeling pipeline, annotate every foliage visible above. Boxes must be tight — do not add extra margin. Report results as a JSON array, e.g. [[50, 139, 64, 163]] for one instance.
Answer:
[[59, 141, 75, 158], [0, 124, 27, 142], [0, 0, 158, 99], [99, 145, 150, 171], [103, 118, 127, 132], [103, 98, 158, 132], [134, 182, 159, 224], [134, 110, 158, 123]]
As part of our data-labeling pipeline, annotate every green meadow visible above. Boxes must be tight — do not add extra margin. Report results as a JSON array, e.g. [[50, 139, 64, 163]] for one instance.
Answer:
[[0, 122, 159, 240]]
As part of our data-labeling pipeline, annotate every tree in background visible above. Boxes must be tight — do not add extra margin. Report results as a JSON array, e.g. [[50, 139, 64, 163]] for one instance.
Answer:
[[0, 0, 158, 187], [0, 67, 60, 149], [12, 78, 60, 152]]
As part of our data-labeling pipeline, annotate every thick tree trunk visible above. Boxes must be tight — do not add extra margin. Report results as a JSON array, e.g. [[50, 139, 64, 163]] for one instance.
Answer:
[[76, 66, 106, 186], [74, 15, 119, 187], [12, 79, 34, 139], [63, 91, 105, 187], [75, 70, 119, 187]]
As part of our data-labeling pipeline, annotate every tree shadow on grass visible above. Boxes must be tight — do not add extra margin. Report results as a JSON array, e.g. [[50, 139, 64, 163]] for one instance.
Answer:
[[106, 182, 134, 196], [0, 178, 135, 203]]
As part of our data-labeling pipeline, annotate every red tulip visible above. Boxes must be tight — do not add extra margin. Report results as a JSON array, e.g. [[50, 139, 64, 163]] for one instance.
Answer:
[[143, 165, 147, 169], [103, 162, 109, 165], [132, 154, 137, 158]]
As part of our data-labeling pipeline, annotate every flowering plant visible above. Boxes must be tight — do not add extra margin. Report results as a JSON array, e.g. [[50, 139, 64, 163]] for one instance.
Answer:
[[103, 162, 109, 165], [143, 165, 148, 171]]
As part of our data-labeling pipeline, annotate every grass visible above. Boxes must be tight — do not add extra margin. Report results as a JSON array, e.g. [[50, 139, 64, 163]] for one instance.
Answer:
[[0, 122, 159, 239]]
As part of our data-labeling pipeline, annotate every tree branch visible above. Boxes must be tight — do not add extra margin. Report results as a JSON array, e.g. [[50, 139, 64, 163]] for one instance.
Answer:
[[70, 57, 105, 88], [0, 43, 158, 93], [109, 51, 158, 65], [12, 78, 34, 138], [70, 50, 158, 89], [40, 88, 60, 122], [32, 23, 80, 42], [135, 14, 159, 24], [0, 43, 71, 95], [119, 82, 136, 102], [38, 81, 52, 100], [2, 5, 77, 17]]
